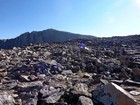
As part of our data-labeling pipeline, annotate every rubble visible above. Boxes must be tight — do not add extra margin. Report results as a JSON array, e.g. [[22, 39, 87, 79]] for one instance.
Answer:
[[0, 36, 140, 105]]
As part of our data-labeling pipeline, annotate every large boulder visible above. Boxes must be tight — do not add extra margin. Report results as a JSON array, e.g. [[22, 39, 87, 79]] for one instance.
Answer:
[[92, 82, 137, 105]]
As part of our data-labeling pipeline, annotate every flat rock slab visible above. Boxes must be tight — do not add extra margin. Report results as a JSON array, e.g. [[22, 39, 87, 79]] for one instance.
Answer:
[[93, 82, 137, 105]]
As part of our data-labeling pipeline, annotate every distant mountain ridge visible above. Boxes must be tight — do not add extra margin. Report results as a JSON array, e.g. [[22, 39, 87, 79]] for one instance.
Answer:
[[0, 29, 95, 49]]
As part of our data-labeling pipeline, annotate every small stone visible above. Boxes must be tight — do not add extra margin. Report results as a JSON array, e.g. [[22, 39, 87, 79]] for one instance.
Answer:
[[130, 91, 140, 96], [38, 74, 46, 80], [62, 70, 73, 75], [29, 75, 38, 81], [19, 75, 30, 82], [125, 79, 140, 86], [0, 71, 7, 77], [110, 80, 123, 85], [83, 73, 92, 78]]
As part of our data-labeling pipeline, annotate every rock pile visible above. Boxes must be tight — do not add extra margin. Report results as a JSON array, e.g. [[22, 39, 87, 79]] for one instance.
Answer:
[[0, 37, 140, 105]]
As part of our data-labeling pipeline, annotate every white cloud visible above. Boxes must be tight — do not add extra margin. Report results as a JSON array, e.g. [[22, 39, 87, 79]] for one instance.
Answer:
[[113, 0, 140, 8], [133, 0, 140, 8]]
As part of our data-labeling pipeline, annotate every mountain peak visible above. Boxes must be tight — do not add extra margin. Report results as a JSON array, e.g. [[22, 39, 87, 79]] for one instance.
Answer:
[[46, 28, 58, 31], [0, 29, 95, 49]]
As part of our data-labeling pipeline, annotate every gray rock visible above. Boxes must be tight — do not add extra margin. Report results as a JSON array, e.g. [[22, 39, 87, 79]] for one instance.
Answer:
[[72, 83, 91, 97], [62, 70, 73, 75], [0, 71, 7, 77], [29, 75, 38, 81], [130, 91, 140, 96], [124, 79, 140, 86], [77, 96, 94, 105], [23, 98, 37, 105], [0, 92, 15, 105], [19, 75, 30, 82], [83, 73, 92, 78], [45, 91, 64, 103]]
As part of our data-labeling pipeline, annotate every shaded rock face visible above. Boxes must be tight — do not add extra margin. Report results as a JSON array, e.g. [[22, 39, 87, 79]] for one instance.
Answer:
[[132, 68, 140, 81], [0, 36, 140, 105]]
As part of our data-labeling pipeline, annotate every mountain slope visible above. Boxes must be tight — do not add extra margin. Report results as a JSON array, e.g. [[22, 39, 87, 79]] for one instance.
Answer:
[[0, 29, 95, 49]]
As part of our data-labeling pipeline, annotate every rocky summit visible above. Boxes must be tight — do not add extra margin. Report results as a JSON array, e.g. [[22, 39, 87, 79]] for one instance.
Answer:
[[0, 29, 95, 49], [0, 35, 140, 105]]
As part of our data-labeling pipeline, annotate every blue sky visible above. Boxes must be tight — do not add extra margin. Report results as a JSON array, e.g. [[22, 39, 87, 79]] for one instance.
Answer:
[[0, 0, 140, 39]]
